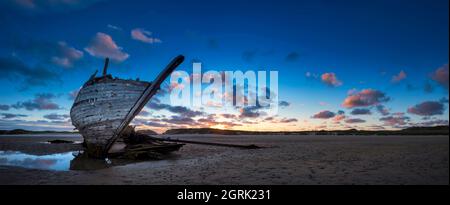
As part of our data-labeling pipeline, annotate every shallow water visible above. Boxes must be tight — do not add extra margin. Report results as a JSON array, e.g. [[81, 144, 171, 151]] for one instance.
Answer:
[[0, 151, 76, 171], [0, 150, 141, 171]]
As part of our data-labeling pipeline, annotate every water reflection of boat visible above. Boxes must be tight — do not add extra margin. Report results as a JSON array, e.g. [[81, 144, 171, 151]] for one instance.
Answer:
[[69, 151, 110, 170], [70, 56, 184, 158]]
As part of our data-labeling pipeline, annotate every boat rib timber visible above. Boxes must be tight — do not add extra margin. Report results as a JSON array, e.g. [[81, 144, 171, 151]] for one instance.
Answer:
[[70, 55, 184, 158]]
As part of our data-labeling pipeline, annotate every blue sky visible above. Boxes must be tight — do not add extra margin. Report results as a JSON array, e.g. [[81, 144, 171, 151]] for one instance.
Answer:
[[0, 0, 448, 132]]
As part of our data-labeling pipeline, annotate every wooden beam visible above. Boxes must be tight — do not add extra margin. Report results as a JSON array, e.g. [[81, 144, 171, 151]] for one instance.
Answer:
[[102, 55, 185, 157], [147, 136, 262, 149]]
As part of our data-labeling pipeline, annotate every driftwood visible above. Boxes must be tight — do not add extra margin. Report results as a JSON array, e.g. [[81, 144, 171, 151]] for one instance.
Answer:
[[109, 143, 184, 159], [47, 139, 74, 144], [105, 126, 185, 160], [146, 136, 262, 149]]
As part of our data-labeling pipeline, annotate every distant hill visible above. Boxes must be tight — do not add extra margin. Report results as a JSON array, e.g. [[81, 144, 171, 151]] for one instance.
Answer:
[[0, 129, 78, 135], [164, 126, 449, 135], [136, 129, 158, 135], [1, 126, 448, 136]]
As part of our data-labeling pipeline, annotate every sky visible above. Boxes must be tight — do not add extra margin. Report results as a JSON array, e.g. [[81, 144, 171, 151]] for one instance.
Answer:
[[0, 0, 448, 133]]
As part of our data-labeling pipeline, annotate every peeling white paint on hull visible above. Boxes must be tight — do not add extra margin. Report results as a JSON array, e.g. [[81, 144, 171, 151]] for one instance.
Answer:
[[70, 78, 150, 157]]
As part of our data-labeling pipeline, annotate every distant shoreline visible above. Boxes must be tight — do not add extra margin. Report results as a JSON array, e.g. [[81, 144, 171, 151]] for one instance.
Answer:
[[1, 125, 448, 136], [163, 126, 449, 136], [0, 129, 78, 135]]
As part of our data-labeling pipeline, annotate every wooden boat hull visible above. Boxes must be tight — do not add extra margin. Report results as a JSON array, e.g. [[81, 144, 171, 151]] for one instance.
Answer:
[[70, 78, 150, 157], [70, 55, 185, 158]]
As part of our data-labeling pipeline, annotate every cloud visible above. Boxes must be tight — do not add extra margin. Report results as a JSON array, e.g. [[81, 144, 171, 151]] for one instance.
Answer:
[[333, 113, 346, 122], [138, 110, 150, 117], [407, 101, 445, 116], [160, 115, 199, 126], [43, 113, 69, 120], [347, 88, 358, 95], [0, 57, 60, 90], [431, 64, 449, 90], [0, 105, 10, 111], [84, 32, 129, 62], [12, 39, 83, 68], [50, 41, 83, 68], [321, 73, 342, 87], [68, 88, 80, 100], [146, 102, 204, 118], [305, 72, 319, 79], [133, 118, 166, 127], [166, 106, 203, 118], [312, 110, 335, 119], [107, 24, 122, 31], [12, 93, 61, 111], [440, 97, 449, 104], [391, 70, 407, 83], [278, 100, 290, 107], [131, 28, 162, 44], [410, 120, 449, 127], [0, 118, 72, 131], [220, 114, 237, 119], [345, 118, 366, 124], [239, 105, 262, 118], [376, 105, 390, 116], [350, 108, 372, 115], [285, 52, 300, 62], [379, 114, 410, 126], [1, 113, 27, 119], [196, 114, 242, 128], [279, 118, 298, 123], [342, 89, 389, 108]]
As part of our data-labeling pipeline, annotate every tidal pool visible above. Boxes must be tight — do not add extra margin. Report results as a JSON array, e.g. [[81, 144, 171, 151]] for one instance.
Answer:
[[0, 151, 76, 171]]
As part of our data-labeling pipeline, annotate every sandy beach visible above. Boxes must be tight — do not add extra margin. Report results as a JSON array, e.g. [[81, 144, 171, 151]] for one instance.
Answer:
[[0, 134, 448, 185]]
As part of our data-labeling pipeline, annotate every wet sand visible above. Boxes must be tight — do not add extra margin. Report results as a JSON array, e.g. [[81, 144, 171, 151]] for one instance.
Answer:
[[0, 134, 448, 185]]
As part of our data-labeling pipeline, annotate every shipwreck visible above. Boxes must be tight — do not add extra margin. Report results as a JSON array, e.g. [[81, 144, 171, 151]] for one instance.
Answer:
[[70, 55, 185, 158]]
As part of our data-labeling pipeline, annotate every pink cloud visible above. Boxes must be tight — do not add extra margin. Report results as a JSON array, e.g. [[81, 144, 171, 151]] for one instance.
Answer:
[[131, 28, 162, 44], [391, 70, 407, 83], [84, 32, 129, 62], [342, 89, 389, 108], [321, 72, 342, 87], [347, 88, 357, 95], [333, 114, 346, 123], [431, 64, 449, 90]]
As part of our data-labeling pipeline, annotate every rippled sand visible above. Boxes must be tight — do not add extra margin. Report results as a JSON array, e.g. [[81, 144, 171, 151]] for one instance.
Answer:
[[0, 134, 448, 185]]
